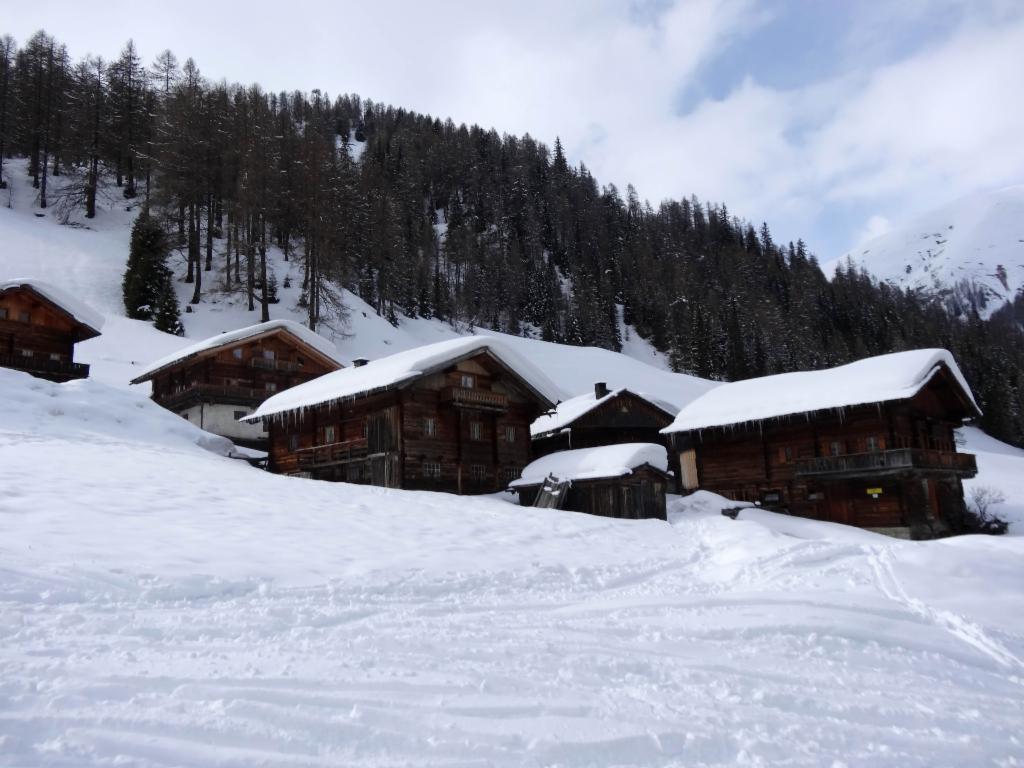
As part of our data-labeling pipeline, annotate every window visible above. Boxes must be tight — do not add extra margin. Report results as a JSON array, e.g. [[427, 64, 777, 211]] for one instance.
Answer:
[[0, 308, 7, 320], [866, 436, 880, 452], [18, 311, 30, 323], [324, 425, 336, 444], [423, 461, 441, 479], [265, 382, 277, 393], [424, 417, 437, 437], [233, 410, 248, 421], [232, 348, 243, 360], [460, 373, 475, 389], [20, 348, 32, 358], [263, 349, 276, 360], [288, 435, 300, 452], [829, 441, 842, 456], [470, 464, 487, 481], [504, 425, 516, 442], [501, 465, 522, 484], [49, 352, 61, 361], [362, 420, 368, 439], [779, 446, 793, 463], [469, 421, 482, 440]]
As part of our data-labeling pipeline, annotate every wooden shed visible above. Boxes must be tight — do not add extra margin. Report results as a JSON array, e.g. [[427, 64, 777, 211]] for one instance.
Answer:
[[244, 336, 561, 494], [510, 443, 670, 520], [0, 278, 103, 382], [531, 383, 677, 457], [130, 319, 343, 447], [662, 349, 980, 539]]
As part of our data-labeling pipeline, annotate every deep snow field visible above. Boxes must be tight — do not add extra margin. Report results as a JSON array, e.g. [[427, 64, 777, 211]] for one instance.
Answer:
[[2, 162, 1024, 765]]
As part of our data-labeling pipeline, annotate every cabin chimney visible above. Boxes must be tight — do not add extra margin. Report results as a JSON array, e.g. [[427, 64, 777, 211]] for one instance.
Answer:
[[352, 357, 369, 368], [595, 382, 610, 399]]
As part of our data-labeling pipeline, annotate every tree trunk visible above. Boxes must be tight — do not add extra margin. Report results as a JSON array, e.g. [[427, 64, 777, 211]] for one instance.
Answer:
[[246, 213, 255, 311], [260, 215, 270, 322], [190, 202, 202, 304], [185, 202, 196, 283], [205, 193, 214, 271], [225, 209, 233, 289]]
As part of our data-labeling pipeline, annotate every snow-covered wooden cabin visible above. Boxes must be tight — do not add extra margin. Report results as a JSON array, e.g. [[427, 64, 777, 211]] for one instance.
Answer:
[[0, 278, 103, 382], [244, 337, 561, 494], [661, 349, 980, 539], [531, 383, 677, 457], [130, 319, 343, 447], [509, 443, 671, 520]]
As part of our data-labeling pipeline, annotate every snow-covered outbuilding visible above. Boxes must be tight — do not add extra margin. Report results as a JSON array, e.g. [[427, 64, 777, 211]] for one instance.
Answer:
[[531, 382, 677, 457], [662, 349, 981, 539], [244, 336, 561, 494], [130, 319, 343, 447], [0, 278, 104, 382], [509, 443, 671, 520]]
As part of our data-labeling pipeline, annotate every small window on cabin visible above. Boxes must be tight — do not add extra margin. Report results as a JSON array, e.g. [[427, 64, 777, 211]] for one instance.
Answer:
[[469, 421, 483, 440], [265, 382, 277, 393], [49, 352, 61, 361], [0, 308, 7, 320], [18, 311, 30, 323], [297, 357, 305, 367], [502, 465, 522, 484], [504, 425, 516, 442], [830, 441, 842, 456], [779, 446, 793, 463], [324, 425, 336, 444], [20, 348, 32, 357], [233, 410, 247, 421], [424, 417, 437, 437], [362, 420, 369, 439], [288, 435, 299, 452], [460, 373, 475, 389], [423, 460, 441, 479], [232, 348, 243, 360], [263, 349, 276, 360], [470, 464, 487, 481], [866, 436, 880, 452]]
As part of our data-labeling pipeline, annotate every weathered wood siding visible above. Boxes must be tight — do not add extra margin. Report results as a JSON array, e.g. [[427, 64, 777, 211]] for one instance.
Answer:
[[0, 287, 93, 381], [533, 391, 673, 457], [516, 466, 668, 521]]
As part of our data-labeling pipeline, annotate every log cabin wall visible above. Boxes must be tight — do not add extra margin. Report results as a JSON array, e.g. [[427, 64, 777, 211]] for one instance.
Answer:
[[673, 378, 977, 539], [266, 351, 545, 495], [515, 466, 669, 520], [0, 288, 92, 381], [532, 392, 673, 457]]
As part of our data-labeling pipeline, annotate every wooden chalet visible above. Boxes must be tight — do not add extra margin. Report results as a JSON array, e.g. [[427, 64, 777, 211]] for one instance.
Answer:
[[0, 278, 103, 382], [510, 443, 670, 520], [244, 337, 561, 494], [662, 349, 981, 539], [531, 382, 677, 457], [130, 319, 343, 447]]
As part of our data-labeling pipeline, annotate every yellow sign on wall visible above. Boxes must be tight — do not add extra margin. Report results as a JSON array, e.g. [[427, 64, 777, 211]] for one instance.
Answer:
[[866, 487, 883, 496]]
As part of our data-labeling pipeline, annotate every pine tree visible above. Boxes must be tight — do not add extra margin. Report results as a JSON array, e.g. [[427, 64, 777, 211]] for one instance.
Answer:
[[123, 208, 182, 334]]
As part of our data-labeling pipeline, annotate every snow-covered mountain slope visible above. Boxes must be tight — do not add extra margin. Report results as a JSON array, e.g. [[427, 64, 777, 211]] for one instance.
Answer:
[[829, 186, 1024, 317], [0, 160, 712, 408], [1, 368, 1023, 766]]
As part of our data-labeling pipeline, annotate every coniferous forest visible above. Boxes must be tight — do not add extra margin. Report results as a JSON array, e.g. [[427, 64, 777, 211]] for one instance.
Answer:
[[1, 31, 1022, 445]]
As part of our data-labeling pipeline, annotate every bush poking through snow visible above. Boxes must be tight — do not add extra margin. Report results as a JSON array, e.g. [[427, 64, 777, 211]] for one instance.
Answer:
[[965, 486, 1009, 535]]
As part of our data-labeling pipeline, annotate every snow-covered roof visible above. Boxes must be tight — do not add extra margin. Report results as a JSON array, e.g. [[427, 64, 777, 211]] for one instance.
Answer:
[[531, 387, 677, 437], [246, 336, 564, 420], [663, 348, 979, 434], [509, 443, 668, 488], [1, 278, 105, 335], [131, 319, 342, 382]]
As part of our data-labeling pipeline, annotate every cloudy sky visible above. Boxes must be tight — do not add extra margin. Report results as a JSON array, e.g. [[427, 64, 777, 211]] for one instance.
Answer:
[[6, 0, 1024, 259]]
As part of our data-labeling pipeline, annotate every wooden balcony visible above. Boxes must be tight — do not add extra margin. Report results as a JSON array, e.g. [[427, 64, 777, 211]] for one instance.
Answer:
[[157, 383, 266, 410], [0, 352, 89, 381], [796, 449, 977, 479], [249, 357, 300, 373], [440, 386, 508, 411], [296, 438, 369, 469]]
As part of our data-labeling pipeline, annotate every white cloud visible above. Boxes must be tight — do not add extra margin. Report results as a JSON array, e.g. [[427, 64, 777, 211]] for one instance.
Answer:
[[4, 0, 1023, 259]]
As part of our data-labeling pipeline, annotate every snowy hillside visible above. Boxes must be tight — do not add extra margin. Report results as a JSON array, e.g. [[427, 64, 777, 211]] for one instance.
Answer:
[[830, 186, 1024, 317], [0, 160, 712, 407], [1, 368, 1023, 766]]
